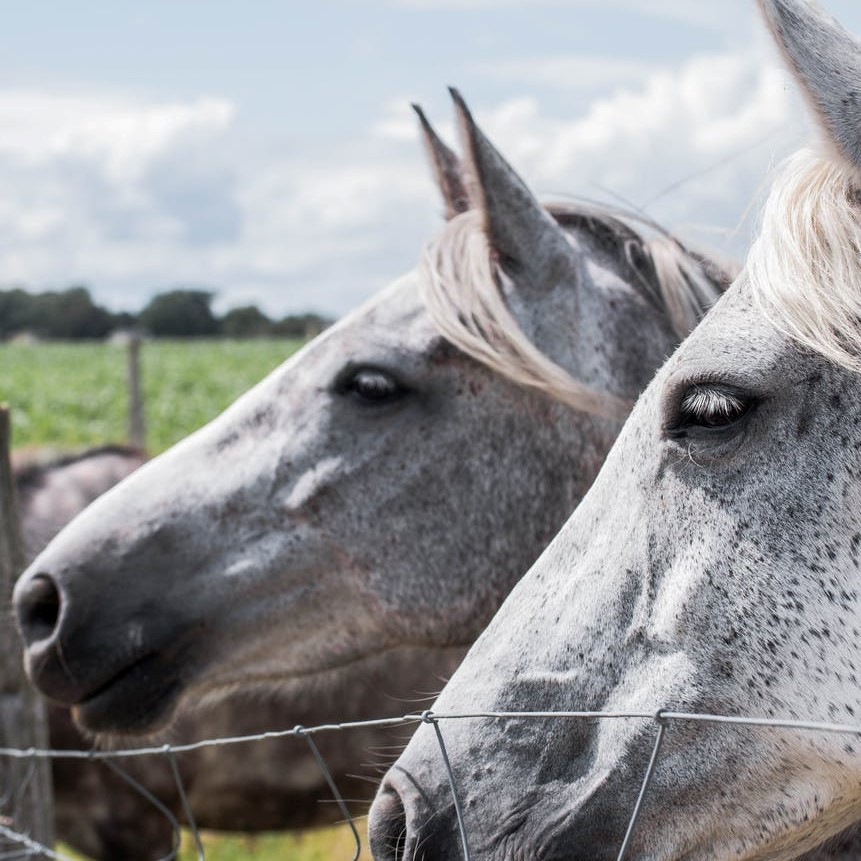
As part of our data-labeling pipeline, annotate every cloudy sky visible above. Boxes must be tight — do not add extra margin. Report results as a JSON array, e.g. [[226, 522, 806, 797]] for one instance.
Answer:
[[3, 0, 861, 317]]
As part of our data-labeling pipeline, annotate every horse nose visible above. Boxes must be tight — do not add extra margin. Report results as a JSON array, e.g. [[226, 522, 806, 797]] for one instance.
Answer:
[[370, 774, 466, 861], [369, 781, 410, 861], [15, 572, 63, 647], [368, 783, 409, 861], [13, 571, 87, 703]]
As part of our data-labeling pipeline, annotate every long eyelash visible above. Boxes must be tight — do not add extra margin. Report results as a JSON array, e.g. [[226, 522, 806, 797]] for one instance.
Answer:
[[680, 386, 746, 421]]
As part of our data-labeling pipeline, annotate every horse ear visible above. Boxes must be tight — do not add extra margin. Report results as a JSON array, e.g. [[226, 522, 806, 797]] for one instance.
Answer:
[[449, 87, 575, 291], [412, 104, 470, 220], [759, 0, 861, 175]]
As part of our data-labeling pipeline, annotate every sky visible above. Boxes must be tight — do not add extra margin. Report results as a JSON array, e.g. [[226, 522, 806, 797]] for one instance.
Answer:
[[3, 0, 861, 317]]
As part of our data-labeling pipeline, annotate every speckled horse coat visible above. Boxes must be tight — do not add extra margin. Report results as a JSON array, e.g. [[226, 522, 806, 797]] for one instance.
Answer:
[[368, 3, 861, 860]]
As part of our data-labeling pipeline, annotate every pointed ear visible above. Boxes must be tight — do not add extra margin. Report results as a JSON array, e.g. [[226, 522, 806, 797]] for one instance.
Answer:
[[759, 0, 861, 175], [412, 104, 470, 220], [449, 88, 575, 290]]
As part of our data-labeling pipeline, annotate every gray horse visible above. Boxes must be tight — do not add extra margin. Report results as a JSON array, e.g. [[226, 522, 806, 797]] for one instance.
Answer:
[[12, 94, 727, 856], [366, 3, 861, 860]]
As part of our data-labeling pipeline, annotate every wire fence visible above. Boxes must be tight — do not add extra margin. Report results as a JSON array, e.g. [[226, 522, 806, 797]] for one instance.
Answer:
[[2, 708, 861, 861]]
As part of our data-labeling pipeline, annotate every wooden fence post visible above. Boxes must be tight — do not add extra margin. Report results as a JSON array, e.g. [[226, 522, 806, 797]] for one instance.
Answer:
[[128, 334, 146, 451], [0, 404, 54, 850]]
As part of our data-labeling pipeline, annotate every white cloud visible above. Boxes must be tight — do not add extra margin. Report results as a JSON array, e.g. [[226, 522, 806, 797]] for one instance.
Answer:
[[0, 87, 438, 315], [0, 91, 234, 182], [541, 53, 794, 172], [472, 55, 658, 92], [0, 91, 241, 299], [372, 98, 424, 142], [391, 0, 570, 6], [447, 48, 807, 250], [0, 40, 814, 317], [388, 0, 744, 29]]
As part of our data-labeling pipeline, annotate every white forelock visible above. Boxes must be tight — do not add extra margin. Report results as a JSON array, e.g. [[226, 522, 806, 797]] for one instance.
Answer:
[[748, 148, 861, 372]]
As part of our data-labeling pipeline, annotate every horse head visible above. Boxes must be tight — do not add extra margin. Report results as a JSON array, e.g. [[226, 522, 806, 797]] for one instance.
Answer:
[[368, 4, 861, 859]]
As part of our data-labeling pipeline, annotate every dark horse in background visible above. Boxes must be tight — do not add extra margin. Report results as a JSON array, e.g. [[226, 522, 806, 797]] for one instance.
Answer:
[[14, 446, 146, 563]]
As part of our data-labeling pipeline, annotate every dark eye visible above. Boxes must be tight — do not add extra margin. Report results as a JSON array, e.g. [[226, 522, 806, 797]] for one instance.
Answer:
[[341, 368, 407, 404], [669, 384, 754, 434]]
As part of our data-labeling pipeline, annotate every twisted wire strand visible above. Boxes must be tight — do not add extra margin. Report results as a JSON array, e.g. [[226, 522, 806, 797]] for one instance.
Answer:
[[295, 725, 361, 861], [0, 709, 859, 861], [4, 709, 859, 761], [422, 711, 471, 861], [166, 750, 203, 861], [615, 711, 669, 861], [0, 823, 72, 861], [100, 758, 184, 861]]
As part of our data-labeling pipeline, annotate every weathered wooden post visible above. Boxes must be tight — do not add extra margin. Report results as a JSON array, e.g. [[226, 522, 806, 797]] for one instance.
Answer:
[[127, 334, 147, 451], [0, 404, 54, 851]]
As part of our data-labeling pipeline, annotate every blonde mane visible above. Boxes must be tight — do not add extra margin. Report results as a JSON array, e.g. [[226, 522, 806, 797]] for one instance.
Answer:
[[420, 203, 730, 420], [748, 148, 861, 371]]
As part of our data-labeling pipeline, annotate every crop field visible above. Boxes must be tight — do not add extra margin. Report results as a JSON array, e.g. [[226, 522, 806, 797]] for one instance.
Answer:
[[58, 828, 372, 861], [0, 338, 305, 453], [57, 829, 372, 861], [1, 338, 374, 861]]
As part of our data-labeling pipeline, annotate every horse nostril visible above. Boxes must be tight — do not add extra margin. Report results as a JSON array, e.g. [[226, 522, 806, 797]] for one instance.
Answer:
[[368, 785, 409, 861], [15, 573, 63, 646]]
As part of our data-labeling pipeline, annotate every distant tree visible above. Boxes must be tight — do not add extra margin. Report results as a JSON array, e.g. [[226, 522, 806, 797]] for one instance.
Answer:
[[139, 290, 218, 337], [0, 286, 113, 339], [220, 305, 272, 337], [271, 313, 333, 339], [0, 289, 36, 338], [0, 285, 334, 341], [111, 311, 139, 332], [40, 287, 114, 339]]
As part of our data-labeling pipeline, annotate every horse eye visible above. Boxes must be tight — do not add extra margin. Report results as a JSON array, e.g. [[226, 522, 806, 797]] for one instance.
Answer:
[[672, 384, 754, 432], [342, 369, 406, 404]]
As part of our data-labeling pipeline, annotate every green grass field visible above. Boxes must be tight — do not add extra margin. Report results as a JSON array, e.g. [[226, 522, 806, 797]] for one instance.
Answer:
[[1, 338, 374, 861], [0, 338, 304, 453], [58, 827, 372, 861]]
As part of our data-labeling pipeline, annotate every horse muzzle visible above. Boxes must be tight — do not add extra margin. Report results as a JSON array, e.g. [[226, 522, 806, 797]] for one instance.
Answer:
[[14, 566, 192, 734], [368, 768, 465, 861]]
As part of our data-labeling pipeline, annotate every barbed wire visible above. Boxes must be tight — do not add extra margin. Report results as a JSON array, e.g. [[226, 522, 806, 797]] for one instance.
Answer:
[[1, 708, 860, 861]]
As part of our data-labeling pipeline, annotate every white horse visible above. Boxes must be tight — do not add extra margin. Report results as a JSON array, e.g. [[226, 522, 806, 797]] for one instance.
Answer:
[[367, 3, 861, 860], [12, 94, 727, 857]]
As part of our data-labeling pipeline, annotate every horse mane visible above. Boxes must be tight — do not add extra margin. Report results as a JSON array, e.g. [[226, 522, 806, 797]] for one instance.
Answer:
[[747, 148, 861, 371], [13, 444, 147, 493], [420, 201, 733, 418]]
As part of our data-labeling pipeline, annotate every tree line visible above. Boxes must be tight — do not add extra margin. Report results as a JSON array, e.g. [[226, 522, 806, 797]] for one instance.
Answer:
[[0, 287, 332, 340]]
